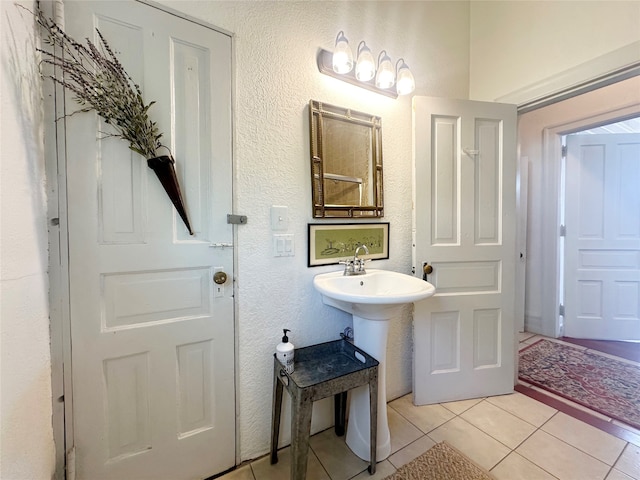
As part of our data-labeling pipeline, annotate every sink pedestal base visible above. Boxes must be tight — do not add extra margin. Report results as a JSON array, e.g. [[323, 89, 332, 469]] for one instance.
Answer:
[[313, 270, 435, 462], [346, 315, 391, 462]]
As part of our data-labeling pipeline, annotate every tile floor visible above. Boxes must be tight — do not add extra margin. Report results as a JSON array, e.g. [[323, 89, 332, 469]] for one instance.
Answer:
[[220, 334, 640, 480]]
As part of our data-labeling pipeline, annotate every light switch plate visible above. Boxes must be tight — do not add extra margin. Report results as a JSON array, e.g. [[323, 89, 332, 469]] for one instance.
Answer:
[[271, 206, 289, 231], [273, 234, 294, 257]]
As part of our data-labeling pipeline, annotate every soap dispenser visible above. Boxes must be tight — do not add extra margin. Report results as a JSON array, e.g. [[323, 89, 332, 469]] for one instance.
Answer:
[[276, 329, 294, 374]]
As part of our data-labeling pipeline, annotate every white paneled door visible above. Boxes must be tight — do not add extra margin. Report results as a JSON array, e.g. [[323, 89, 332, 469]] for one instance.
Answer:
[[412, 97, 517, 405], [62, 2, 234, 479], [564, 134, 640, 340]]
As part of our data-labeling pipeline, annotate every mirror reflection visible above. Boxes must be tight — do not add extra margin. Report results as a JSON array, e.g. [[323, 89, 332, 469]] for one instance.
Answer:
[[309, 100, 383, 218]]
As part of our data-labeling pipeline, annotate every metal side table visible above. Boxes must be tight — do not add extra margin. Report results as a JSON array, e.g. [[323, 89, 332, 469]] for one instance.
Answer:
[[270, 339, 379, 480]]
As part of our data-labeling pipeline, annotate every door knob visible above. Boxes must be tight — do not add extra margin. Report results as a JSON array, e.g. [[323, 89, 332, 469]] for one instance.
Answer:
[[422, 263, 433, 281], [213, 271, 228, 285]]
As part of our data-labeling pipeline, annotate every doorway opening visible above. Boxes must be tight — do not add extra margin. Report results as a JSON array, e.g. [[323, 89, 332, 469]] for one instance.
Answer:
[[560, 116, 640, 340], [517, 75, 640, 340]]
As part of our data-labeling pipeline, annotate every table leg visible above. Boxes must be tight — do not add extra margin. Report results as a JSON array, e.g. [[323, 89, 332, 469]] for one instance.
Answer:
[[368, 370, 378, 474], [334, 392, 347, 436], [291, 391, 313, 480], [270, 363, 284, 464]]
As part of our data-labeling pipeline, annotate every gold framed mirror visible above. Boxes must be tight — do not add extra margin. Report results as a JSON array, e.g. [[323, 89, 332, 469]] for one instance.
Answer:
[[309, 100, 383, 218]]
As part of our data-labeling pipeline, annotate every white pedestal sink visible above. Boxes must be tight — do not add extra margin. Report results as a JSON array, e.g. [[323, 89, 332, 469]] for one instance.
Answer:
[[313, 269, 435, 461]]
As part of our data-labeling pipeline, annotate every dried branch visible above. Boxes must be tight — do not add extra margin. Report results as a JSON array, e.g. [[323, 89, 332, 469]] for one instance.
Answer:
[[33, 7, 164, 159]]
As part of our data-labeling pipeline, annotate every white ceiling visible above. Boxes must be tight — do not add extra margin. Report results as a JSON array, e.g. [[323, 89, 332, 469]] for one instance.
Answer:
[[575, 117, 640, 134]]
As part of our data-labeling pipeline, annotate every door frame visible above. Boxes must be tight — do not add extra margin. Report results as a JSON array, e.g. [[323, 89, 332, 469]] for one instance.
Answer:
[[43, 1, 239, 477], [528, 100, 640, 338]]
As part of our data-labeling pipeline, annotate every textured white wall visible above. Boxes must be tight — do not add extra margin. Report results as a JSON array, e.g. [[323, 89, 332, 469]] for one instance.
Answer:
[[469, 0, 640, 101], [1, 0, 469, 469], [0, 1, 56, 478], [0, 0, 633, 471], [160, 0, 470, 461]]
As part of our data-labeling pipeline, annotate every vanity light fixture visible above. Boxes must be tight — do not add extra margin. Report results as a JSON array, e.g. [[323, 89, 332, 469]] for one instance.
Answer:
[[332, 31, 353, 74], [355, 41, 375, 82], [318, 32, 415, 99], [375, 51, 395, 89], [395, 58, 415, 95]]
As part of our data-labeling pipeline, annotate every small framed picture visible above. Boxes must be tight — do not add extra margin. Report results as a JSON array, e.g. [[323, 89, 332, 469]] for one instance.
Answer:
[[308, 223, 390, 267]]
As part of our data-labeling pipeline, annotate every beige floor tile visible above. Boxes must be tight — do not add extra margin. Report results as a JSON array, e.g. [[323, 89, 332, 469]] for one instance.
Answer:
[[606, 469, 636, 480], [387, 406, 423, 454], [218, 465, 255, 480], [308, 428, 368, 480], [518, 332, 538, 342], [461, 400, 537, 449], [388, 394, 455, 433], [542, 412, 626, 465], [428, 417, 510, 470], [251, 446, 329, 480], [387, 435, 436, 469], [491, 452, 556, 480], [520, 335, 547, 347], [350, 460, 397, 480], [441, 397, 484, 415], [516, 430, 610, 480], [486, 391, 556, 426], [615, 443, 640, 479]]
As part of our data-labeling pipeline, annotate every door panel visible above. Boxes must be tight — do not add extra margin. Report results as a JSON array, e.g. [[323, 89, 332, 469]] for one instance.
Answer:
[[96, 15, 147, 244], [564, 133, 640, 340], [63, 2, 234, 479], [413, 97, 517, 405]]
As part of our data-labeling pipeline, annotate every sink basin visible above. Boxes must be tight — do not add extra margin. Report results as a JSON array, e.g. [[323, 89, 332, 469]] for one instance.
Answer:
[[313, 269, 435, 306], [313, 269, 435, 462], [313, 269, 435, 320]]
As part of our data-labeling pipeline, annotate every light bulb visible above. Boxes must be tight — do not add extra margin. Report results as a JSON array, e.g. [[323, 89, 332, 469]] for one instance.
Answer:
[[396, 59, 415, 95], [332, 31, 353, 74], [355, 41, 375, 82], [375, 51, 395, 89]]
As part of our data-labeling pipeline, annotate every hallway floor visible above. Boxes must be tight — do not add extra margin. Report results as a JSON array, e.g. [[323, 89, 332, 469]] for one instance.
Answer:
[[220, 334, 640, 480]]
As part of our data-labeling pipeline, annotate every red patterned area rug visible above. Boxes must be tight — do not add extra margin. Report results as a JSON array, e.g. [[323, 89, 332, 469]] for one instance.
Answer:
[[519, 339, 640, 430]]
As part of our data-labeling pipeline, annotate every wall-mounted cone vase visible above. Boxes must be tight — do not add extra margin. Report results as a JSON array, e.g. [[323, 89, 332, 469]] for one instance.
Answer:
[[147, 155, 194, 235]]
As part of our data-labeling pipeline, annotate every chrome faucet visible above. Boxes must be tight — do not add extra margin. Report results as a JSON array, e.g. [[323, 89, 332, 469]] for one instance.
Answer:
[[340, 244, 370, 276]]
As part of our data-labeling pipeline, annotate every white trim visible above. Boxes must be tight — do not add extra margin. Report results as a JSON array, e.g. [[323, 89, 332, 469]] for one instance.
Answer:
[[135, 0, 234, 38], [497, 42, 640, 112], [515, 156, 528, 334], [42, 0, 73, 477], [541, 129, 564, 338]]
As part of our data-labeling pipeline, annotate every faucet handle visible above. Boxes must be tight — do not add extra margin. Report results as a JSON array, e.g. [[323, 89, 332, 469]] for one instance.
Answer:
[[339, 258, 355, 275], [354, 258, 369, 273]]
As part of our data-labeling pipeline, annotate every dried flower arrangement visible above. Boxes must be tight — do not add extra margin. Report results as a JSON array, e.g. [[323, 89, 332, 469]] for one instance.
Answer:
[[34, 8, 193, 234]]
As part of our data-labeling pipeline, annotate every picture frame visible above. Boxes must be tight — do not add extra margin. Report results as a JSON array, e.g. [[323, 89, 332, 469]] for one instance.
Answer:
[[308, 222, 390, 267]]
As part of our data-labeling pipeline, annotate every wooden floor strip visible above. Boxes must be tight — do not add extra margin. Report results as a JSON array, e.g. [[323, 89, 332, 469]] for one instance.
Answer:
[[560, 337, 640, 363]]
